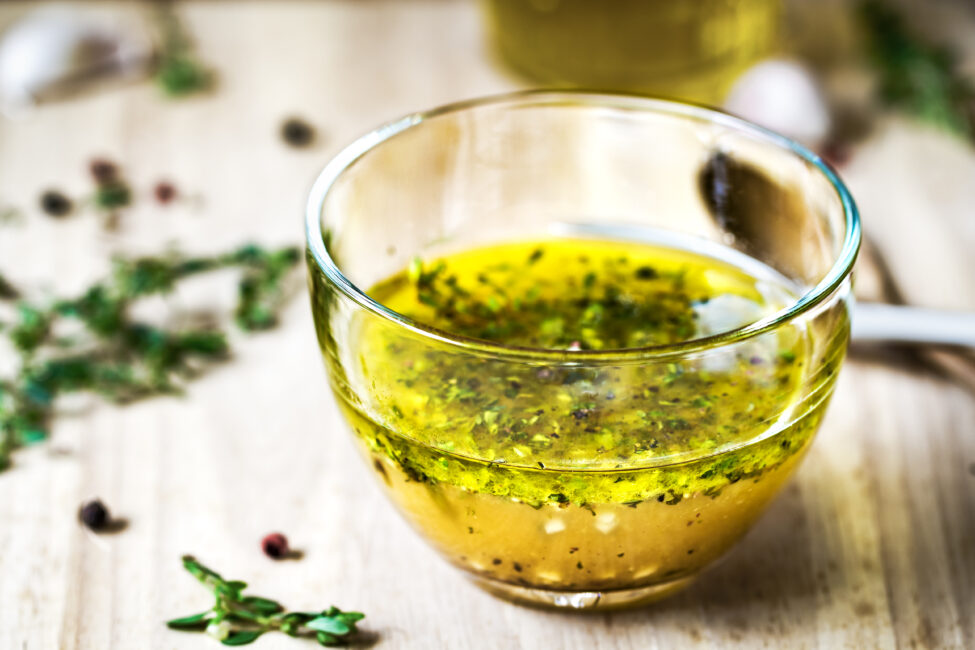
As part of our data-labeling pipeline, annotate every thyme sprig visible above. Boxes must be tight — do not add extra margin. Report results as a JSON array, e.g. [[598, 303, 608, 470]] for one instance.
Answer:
[[168, 556, 365, 646], [0, 244, 300, 470], [859, 0, 975, 140]]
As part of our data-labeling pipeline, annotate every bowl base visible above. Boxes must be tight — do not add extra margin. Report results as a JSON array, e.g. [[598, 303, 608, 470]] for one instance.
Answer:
[[468, 573, 697, 611]]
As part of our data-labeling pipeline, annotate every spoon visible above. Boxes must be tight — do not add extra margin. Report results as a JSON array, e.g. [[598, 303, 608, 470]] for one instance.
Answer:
[[697, 152, 975, 349], [852, 303, 975, 348], [552, 221, 975, 350]]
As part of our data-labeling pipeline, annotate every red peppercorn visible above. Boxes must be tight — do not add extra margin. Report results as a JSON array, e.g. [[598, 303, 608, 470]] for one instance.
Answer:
[[261, 532, 290, 559], [89, 159, 118, 184], [79, 499, 109, 530], [154, 181, 177, 204]]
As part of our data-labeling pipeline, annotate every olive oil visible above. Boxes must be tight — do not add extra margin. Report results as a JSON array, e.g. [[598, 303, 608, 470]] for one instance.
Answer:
[[483, 0, 780, 104], [327, 238, 842, 602]]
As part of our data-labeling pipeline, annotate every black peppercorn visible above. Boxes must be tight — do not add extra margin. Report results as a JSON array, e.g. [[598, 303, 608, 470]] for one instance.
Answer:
[[39, 190, 72, 217], [78, 499, 109, 530], [261, 532, 290, 559], [280, 118, 315, 147]]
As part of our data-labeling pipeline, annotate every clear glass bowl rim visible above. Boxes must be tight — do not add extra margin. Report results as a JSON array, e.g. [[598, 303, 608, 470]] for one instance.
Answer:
[[305, 90, 861, 363]]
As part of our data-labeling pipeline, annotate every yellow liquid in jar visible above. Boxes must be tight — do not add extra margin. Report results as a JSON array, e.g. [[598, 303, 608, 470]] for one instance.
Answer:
[[483, 0, 781, 104]]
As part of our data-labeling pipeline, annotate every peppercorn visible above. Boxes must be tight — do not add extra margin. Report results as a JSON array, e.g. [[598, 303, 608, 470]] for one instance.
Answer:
[[261, 532, 290, 559], [280, 118, 315, 147], [39, 190, 72, 217], [78, 499, 109, 530], [154, 181, 177, 204], [89, 159, 118, 184]]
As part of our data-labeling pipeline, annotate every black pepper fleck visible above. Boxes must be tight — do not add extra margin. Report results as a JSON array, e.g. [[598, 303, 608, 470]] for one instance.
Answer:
[[373, 458, 391, 485], [78, 499, 109, 530], [492, 558, 502, 565], [513, 562, 522, 572], [281, 117, 315, 147], [40, 190, 72, 217]]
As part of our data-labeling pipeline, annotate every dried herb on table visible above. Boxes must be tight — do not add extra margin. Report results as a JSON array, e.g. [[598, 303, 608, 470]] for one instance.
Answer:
[[0, 204, 22, 225], [93, 182, 132, 211], [0, 243, 300, 471], [859, 0, 975, 140], [154, 5, 214, 96], [167, 556, 365, 646]]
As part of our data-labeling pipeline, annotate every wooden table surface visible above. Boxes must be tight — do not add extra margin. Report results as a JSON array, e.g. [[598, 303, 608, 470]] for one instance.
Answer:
[[1, 2, 973, 648]]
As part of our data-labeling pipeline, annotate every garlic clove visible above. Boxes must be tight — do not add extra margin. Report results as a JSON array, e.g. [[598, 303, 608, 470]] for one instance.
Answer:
[[724, 59, 832, 149], [0, 5, 154, 117]]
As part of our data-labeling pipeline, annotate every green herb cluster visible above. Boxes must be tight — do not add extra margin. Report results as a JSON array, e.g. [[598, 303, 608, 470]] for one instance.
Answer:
[[154, 5, 214, 96], [168, 556, 364, 646], [859, 0, 975, 140], [0, 244, 299, 470]]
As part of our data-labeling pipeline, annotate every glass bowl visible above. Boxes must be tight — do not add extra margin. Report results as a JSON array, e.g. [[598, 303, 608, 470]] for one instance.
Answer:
[[305, 91, 859, 610]]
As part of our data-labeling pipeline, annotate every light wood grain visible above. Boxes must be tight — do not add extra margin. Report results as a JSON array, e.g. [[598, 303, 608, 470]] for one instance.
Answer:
[[1, 2, 973, 648]]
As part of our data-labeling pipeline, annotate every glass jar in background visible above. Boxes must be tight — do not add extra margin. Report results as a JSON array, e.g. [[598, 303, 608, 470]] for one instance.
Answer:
[[482, 0, 781, 105]]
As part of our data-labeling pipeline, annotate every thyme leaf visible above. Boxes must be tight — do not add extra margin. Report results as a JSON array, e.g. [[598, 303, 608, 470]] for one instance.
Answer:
[[168, 556, 365, 647]]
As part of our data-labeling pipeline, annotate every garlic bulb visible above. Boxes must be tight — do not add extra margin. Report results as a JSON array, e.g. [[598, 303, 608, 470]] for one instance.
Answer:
[[724, 59, 832, 149], [0, 5, 153, 116]]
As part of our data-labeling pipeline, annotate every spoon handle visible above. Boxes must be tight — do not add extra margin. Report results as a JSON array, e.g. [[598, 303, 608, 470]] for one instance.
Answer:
[[853, 303, 975, 348]]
